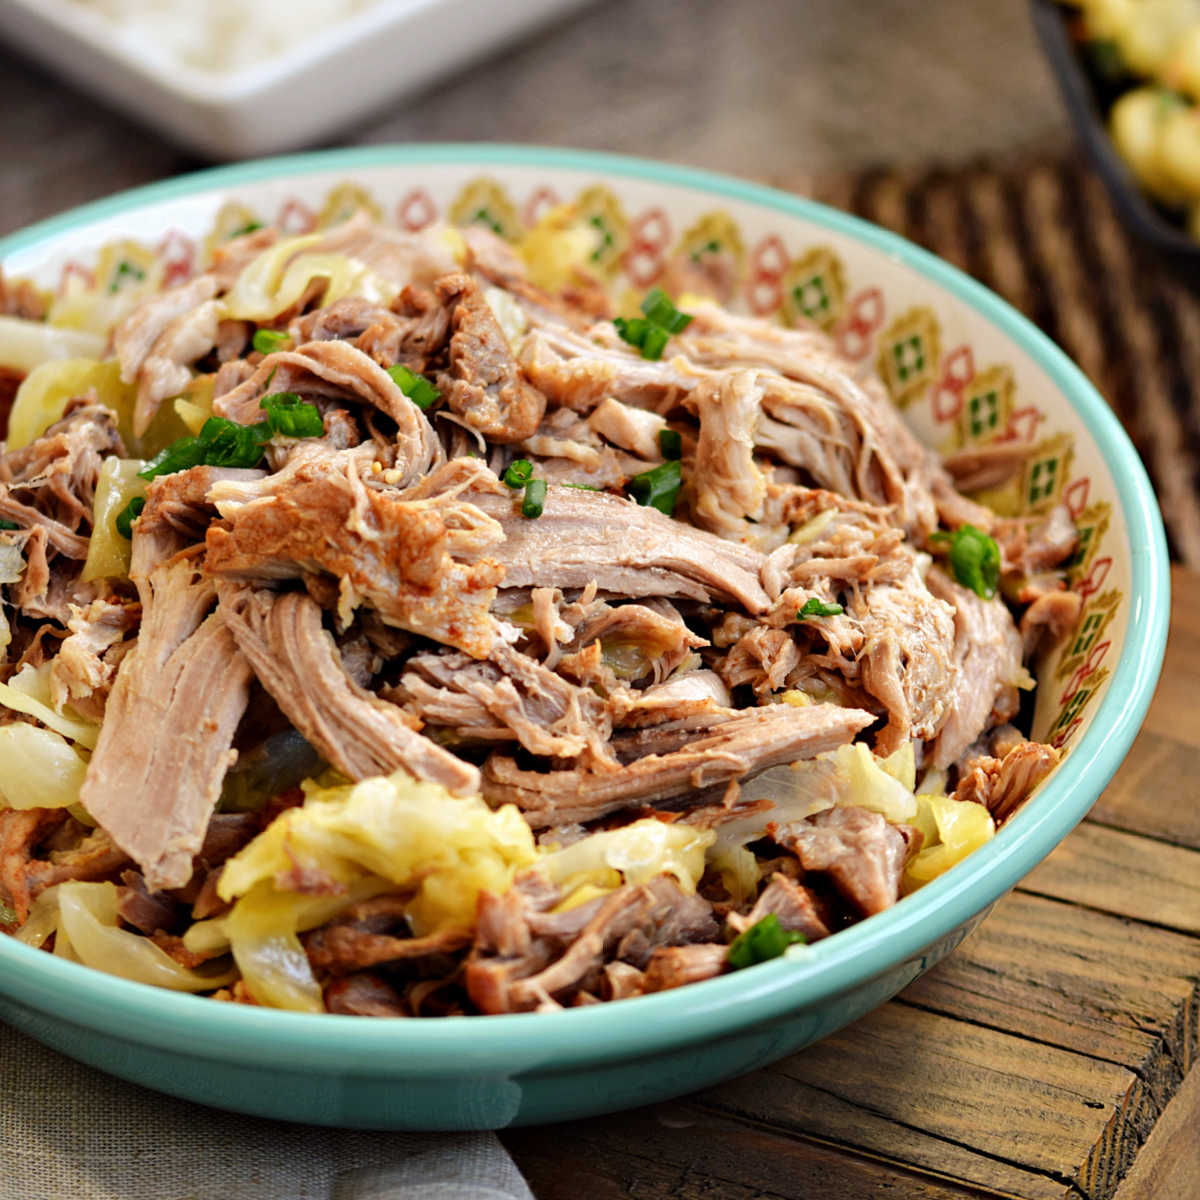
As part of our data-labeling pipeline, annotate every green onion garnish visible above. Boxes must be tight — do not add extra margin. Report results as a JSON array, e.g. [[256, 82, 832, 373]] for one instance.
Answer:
[[727, 914, 806, 971], [252, 328, 291, 355], [0, 519, 18, 531], [562, 482, 600, 490], [138, 435, 208, 480], [521, 478, 547, 519], [387, 364, 441, 410], [194, 418, 268, 469], [502, 459, 534, 489], [797, 597, 844, 619], [658, 428, 682, 461], [614, 289, 693, 360], [627, 459, 681, 516], [260, 392, 324, 438], [115, 496, 146, 540], [520, 475, 549, 518], [934, 524, 1001, 600], [640, 287, 694, 334]]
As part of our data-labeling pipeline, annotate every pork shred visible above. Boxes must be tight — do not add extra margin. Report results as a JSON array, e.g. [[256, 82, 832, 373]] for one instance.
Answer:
[[0, 214, 1070, 1014]]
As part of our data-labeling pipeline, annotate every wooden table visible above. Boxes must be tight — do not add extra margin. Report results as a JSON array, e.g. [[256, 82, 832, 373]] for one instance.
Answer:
[[502, 566, 1200, 1199]]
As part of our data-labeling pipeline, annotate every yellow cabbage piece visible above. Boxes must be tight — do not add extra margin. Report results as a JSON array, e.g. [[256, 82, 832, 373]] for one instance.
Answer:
[[0, 319, 106, 378], [903, 794, 995, 892], [82, 457, 146, 582], [0, 723, 89, 810], [6, 357, 130, 451], [708, 843, 761, 907], [220, 234, 399, 322], [519, 203, 605, 293], [220, 773, 538, 933], [0, 664, 99, 749], [206, 774, 537, 1010], [16, 882, 235, 992], [539, 818, 715, 899]]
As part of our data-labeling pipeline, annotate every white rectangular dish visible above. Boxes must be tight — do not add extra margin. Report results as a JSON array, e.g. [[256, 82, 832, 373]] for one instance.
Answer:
[[0, 0, 592, 159]]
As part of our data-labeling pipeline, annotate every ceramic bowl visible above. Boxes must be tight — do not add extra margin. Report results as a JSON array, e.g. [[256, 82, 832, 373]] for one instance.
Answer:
[[0, 145, 1169, 1130]]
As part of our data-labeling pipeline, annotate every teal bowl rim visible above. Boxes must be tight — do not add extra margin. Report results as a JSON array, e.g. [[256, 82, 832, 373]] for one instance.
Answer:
[[0, 144, 1170, 1078]]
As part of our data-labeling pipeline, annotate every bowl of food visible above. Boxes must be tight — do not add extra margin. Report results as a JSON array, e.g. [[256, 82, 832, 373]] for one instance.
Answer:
[[1032, 0, 1200, 270], [0, 144, 1168, 1130]]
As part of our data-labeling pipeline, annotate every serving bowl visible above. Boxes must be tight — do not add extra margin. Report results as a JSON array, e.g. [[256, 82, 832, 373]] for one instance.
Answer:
[[0, 145, 1169, 1130]]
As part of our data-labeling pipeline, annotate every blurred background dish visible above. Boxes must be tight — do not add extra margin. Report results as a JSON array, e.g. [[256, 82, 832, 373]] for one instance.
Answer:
[[0, 0, 594, 158], [1032, 0, 1200, 271]]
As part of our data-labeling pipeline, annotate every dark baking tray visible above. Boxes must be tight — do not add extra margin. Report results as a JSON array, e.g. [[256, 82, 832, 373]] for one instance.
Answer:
[[1030, 0, 1200, 275]]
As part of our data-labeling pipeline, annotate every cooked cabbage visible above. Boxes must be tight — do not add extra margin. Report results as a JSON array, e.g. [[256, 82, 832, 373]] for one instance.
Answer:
[[519, 203, 605, 293], [16, 882, 235, 991], [219, 773, 538, 934], [6, 357, 127, 450], [540, 818, 715, 898], [82, 457, 146, 582], [0, 664, 99, 749], [220, 234, 399, 322], [903, 794, 995, 892], [0, 722, 89, 810]]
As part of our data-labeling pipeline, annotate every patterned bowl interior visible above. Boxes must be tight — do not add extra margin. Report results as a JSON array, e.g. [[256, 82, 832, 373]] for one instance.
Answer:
[[1, 155, 1134, 770]]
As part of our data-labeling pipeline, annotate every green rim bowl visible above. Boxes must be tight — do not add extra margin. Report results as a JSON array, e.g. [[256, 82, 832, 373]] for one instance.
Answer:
[[0, 145, 1170, 1130]]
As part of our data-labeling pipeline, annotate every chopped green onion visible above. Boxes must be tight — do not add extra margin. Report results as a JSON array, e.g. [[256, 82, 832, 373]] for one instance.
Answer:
[[640, 325, 670, 360], [195, 417, 269, 469], [0, 519, 18, 531], [640, 287, 694, 334], [260, 392, 324, 438], [138, 436, 207, 480], [627, 459, 682, 516], [562, 482, 600, 490], [139, 415, 274, 480], [252, 328, 291, 355], [615, 289, 694, 360], [115, 496, 146, 540], [387, 364, 441, 410], [727, 914, 806, 970], [797, 597, 844, 619], [938, 524, 1001, 600], [502, 459, 534, 489], [521, 478, 547, 519], [658, 428, 682, 461]]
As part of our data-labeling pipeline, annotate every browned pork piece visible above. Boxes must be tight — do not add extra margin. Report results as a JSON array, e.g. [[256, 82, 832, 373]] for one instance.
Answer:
[[0, 404, 122, 535], [395, 642, 616, 764], [206, 454, 508, 658], [954, 740, 1060, 823], [482, 702, 875, 827], [437, 273, 547, 442], [466, 874, 719, 1013], [772, 806, 919, 917], [470, 482, 771, 613], [727, 872, 832, 943], [217, 585, 481, 795]]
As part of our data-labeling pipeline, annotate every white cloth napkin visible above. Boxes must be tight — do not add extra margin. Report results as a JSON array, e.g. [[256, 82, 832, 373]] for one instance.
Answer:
[[0, 1022, 535, 1200]]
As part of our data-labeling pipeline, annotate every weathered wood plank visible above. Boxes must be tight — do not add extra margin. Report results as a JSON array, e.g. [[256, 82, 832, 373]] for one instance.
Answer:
[[1087, 728, 1200, 850], [695, 1003, 1140, 1199], [1021, 824, 1200, 937], [899, 891, 1200, 1109], [503, 1104, 1009, 1200], [1111, 1064, 1200, 1200], [1136, 567, 1200, 750]]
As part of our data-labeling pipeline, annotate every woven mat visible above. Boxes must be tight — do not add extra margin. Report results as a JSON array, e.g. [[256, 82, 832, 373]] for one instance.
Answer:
[[778, 155, 1200, 565]]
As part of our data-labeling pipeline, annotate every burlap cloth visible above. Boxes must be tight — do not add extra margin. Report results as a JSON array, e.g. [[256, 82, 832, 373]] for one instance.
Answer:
[[0, 1024, 534, 1200]]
